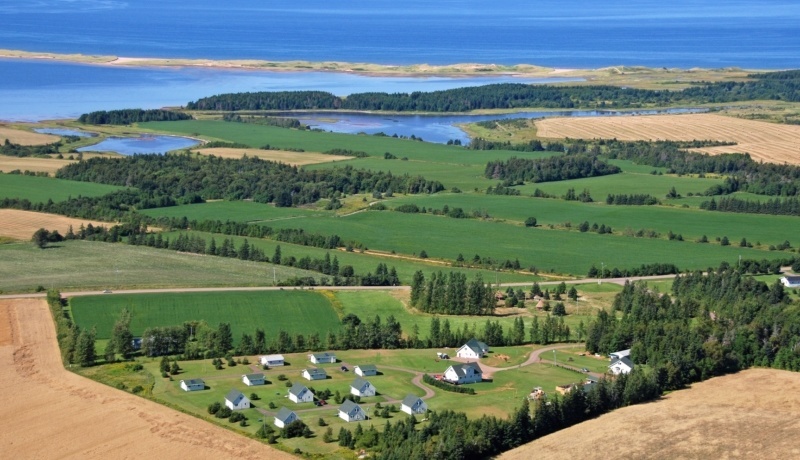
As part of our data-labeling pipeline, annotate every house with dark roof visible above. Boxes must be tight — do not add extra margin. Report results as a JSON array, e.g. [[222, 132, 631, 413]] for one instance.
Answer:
[[179, 378, 205, 392], [309, 352, 336, 364], [274, 407, 299, 428], [400, 394, 427, 415], [350, 377, 376, 397], [302, 368, 327, 381], [288, 383, 314, 403], [443, 362, 483, 384], [609, 356, 634, 375], [354, 364, 377, 377], [242, 373, 265, 386], [780, 275, 800, 288], [224, 389, 251, 410], [338, 400, 367, 422], [456, 338, 489, 359]]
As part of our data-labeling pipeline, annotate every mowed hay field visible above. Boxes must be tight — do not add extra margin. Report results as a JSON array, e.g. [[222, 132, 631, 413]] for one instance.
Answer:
[[0, 299, 292, 460], [536, 113, 800, 164], [501, 368, 800, 460], [0, 156, 74, 175], [0, 125, 59, 145], [192, 147, 350, 165], [0, 209, 109, 240]]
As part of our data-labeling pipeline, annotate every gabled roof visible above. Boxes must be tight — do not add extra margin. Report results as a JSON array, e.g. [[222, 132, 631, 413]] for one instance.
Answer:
[[310, 352, 335, 360], [351, 377, 372, 391], [275, 407, 297, 423], [463, 338, 488, 354], [304, 368, 327, 378], [783, 275, 800, 282], [610, 349, 631, 359], [261, 354, 284, 361], [244, 373, 265, 381], [339, 399, 362, 414], [401, 394, 424, 407], [183, 378, 204, 386], [356, 364, 377, 373], [289, 383, 310, 397], [610, 356, 634, 369], [225, 389, 246, 404], [448, 362, 482, 378]]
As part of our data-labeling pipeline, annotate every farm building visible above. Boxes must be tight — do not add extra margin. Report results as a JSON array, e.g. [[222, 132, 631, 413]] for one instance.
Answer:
[[780, 275, 800, 288], [401, 394, 428, 415], [350, 377, 376, 397], [274, 407, 299, 428], [609, 357, 634, 375], [338, 400, 367, 423], [288, 383, 314, 403], [224, 389, 251, 410], [354, 364, 378, 377], [179, 378, 205, 392], [456, 338, 489, 359], [260, 354, 285, 367], [309, 352, 336, 364], [302, 368, 327, 381], [242, 373, 265, 386], [443, 362, 483, 384], [609, 349, 631, 360], [528, 387, 545, 401]]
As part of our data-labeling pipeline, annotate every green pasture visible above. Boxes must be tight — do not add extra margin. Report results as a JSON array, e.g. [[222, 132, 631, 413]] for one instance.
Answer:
[[70, 290, 342, 341], [0, 173, 122, 203], [262, 210, 785, 276], [141, 200, 319, 223], [538, 346, 610, 374], [0, 240, 317, 293]]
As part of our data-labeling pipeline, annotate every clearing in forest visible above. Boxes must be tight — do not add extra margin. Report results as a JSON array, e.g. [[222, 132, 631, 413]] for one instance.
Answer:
[[535, 113, 800, 165], [192, 147, 350, 165], [0, 209, 109, 240], [0, 125, 59, 145]]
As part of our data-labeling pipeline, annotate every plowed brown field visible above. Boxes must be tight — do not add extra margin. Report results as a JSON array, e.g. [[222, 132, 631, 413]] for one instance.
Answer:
[[0, 126, 60, 145], [536, 113, 800, 165], [500, 368, 800, 460], [0, 299, 293, 460], [0, 156, 74, 175], [192, 147, 350, 165], [0, 210, 110, 240]]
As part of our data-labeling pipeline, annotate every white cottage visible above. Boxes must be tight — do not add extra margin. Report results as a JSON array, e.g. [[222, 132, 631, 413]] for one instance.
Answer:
[[242, 373, 265, 386], [780, 275, 800, 288], [354, 364, 378, 377], [309, 352, 336, 364], [224, 389, 251, 410], [288, 383, 314, 403], [609, 357, 634, 375], [179, 378, 205, 392], [456, 338, 489, 359], [260, 354, 285, 367], [350, 377, 376, 397], [338, 400, 367, 422], [302, 368, 327, 381], [443, 362, 483, 384], [400, 394, 428, 415], [274, 407, 299, 428]]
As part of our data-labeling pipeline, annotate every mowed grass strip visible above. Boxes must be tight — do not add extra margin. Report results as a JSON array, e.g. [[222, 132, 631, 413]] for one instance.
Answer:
[[0, 173, 123, 203], [141, 200, 320, 223], [71, 291, 342, 340]]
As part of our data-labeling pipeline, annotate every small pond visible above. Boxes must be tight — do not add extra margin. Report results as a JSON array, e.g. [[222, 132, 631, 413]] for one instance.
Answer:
[[77, 135, 199, 155], [34, 128, 96, 137]]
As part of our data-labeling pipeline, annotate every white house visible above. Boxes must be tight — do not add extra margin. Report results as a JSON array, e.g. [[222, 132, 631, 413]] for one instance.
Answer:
[[400, 394, 428, 415], [780, 275, 800, 288], [224, 389, 251, 410], [179, 378, 205, 392], [242, 373, 265, 386], [354, 364, 378, 377], [609, 357, 634, 375], [456, 338, 489, 359], [302, 367, 327, 381], [609, 349, 631, 360], [288, 383, 314, 403], [338, 400, 367, 422], [443, 362, 483, 384], [350, 377, 376, 397], [309, 352, 336, 364], [260, 354, 285, 367], [274, 407, 299, 428]]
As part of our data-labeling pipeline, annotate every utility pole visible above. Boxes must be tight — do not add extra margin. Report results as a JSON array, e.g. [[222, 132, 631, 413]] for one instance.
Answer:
[[599, 262, 604, 285]]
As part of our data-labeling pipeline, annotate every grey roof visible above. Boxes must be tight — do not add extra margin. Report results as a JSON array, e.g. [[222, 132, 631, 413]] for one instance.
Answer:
[[450, 362, 482, 378], [289, 383, 310, 397], [261, 354, 284, 361], [610, 357, 634, 369], [402, 394, 424, 407], [183, 378, 204, 386], [225, 389, 246, 404], [311, 352, 336, 360], [610, 349, 631, 359], [276, 407, 297, 423], [305, 368, 327, 378], [339, 399, 362, 414], [463, 338, 488, 354], [244, 373, 265, 381], [784, 275, 800, 282], [356, 364, 377, 372], [351, 377, 372, 391]]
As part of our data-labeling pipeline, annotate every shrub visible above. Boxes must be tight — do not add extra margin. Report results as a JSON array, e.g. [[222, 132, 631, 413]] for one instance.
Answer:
[[250, 393, 260, 401], [277, 374, 287, 381], [208, 402, 221, 415], [216, 407, 232, 418], [422, 374, 475, 394], [131, 385, 144, 394]]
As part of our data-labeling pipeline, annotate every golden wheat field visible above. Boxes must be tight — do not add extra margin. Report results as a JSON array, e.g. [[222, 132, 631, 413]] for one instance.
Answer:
[[0, 126, 60, 146], [536, 113, 800, 165], [500, 368, 800, 460], [0, 210, 110, 240], [0, 156, 74, 175], [192, 147, 350, 166]]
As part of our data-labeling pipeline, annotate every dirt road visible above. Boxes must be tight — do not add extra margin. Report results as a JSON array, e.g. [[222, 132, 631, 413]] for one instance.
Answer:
[[0, 299, 293, 460]]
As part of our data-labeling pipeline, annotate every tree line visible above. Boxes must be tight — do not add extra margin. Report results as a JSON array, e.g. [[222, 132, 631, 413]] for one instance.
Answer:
[[700, 196, 800, 216], [1, 139, 62, 157], [484, 154, 621, 183], [409, 271, 496, 315], [77, 109, 192, 124], [606, 193, 660, 205]]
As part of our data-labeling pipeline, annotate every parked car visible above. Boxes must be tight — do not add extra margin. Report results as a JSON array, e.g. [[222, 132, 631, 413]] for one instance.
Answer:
[[581, 368, 589, 373]]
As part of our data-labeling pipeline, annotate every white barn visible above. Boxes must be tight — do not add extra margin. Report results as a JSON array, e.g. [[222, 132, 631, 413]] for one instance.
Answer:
[[354, 364, 378, 377], [242, 373, 265, 386], [609, 357, 634, 375], [288, 383, 314, 403], [224, 389, 251, 410], [260, 354, 285, 367], [350, 377, 376, 397], [443, 362, 483, 385], [401, 394, 428, 415], [179, 378, 205, 392], [456, 338, 489, 359], [274, 407, 299, 428], [302, 368, 327, 381], [309, 352, 336, 364], [338, 400, 367, 422]]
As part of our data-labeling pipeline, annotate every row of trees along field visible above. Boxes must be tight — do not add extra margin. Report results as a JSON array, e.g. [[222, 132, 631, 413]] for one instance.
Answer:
[[184, 70, 800, 112], [1, 139, 62, 157], [484, 154, 621, 183], [409, 271, 497, 315], [700, 196, 800, 216], [77, 109, 192, 124], [55, 153, 444, 207]]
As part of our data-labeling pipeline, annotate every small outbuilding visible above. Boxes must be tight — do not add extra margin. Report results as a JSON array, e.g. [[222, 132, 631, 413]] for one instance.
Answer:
[[354, 364, 378, 377], [260, 354, 285, 367], [274, 407, 299, 428], [309, 352, 336, 364], [350, 377, 376, 397], [242, 373, 266, 386], [338, 400, 367, 422], [609, 349, 631, 360], [303, 368, 328, 381], [400, 394, 427, 415], [180, 378, 205, 392], [456, 338, 489, 359], [224, 389, 251, 410], [288, 383, 314, 403]]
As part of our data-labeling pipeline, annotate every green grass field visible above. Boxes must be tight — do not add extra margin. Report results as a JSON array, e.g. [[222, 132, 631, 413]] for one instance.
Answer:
[[141, 200, 320, 223], [71, 290, 342, 340], [0, 173, 122, 203]]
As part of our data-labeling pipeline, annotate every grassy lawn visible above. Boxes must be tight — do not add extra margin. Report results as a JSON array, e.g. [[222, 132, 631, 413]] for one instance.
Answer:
[[71, 291, 342, 341], [141, 200, 320, 223], [0, 172, 123, 203], [515, 171, 724, 198], [0, 240, 319, 293], [537, 345, 611, 374]]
